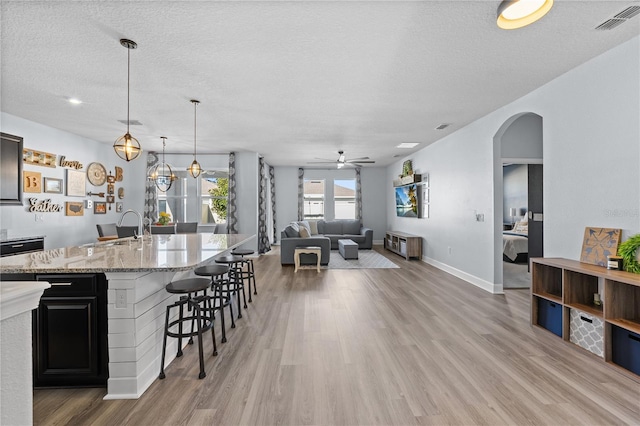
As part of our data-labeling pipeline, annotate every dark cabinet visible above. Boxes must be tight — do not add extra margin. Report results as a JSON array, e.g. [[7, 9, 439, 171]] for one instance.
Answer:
[[33, 274, 108, 387], [0, 237, 44, 257]]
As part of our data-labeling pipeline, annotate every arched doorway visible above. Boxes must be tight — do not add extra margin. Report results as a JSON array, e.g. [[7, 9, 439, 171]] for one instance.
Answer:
[[493, 112, 543, 290]]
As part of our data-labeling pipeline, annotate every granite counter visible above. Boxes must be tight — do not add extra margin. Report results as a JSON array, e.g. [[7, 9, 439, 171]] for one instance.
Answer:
[[0, 233, 255, 400]]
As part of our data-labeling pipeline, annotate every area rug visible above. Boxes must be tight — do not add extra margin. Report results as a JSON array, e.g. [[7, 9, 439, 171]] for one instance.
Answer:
[[324, 250, 399, 269]]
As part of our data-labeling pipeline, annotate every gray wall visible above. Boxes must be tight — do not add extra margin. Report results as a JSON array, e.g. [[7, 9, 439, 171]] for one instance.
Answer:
[[274, 166, 387, 242], [500, 113, 543, 159], [503, 164, 527, 224], [387, 36, 640, 293], [0, 112, 144, 249]]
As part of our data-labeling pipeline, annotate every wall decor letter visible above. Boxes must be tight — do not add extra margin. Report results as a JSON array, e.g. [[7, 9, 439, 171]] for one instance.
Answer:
[[59, 156, 83, 169], [23, 171, 42, 193], [28, 198, 62, 212]]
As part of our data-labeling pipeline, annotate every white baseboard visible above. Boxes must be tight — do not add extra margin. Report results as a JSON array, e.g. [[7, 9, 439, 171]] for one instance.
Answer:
[[421, 256, 503, 294], [373, 240, 384, 245]]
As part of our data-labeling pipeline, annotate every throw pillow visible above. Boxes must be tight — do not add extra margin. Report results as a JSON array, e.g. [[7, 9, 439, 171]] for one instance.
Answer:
[[297, 220, 311, 236], [308, 220, 318, 235], [284, 225, 299, 238], [299, 227, 310, 238]]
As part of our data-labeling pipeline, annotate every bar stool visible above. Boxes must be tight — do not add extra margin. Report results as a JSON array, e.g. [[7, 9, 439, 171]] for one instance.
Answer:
[[159, 277, 216, 380], [231, 248, 257, 302], [215, 254, 247, 319], [194, 263, 233, 342]]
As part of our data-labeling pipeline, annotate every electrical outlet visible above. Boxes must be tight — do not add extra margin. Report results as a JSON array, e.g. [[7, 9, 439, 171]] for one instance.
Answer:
[[476, 213, 484, 222], [35, 214, 44, 222], [115, 289, 127, 309]]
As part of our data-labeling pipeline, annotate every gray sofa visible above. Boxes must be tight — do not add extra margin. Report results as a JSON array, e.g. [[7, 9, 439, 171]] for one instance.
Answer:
[[280, 219, 373, 265]]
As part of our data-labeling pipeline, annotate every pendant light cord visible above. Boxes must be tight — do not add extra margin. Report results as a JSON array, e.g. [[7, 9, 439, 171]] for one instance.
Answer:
[[193, 101, 198, 159], [127, 47, 131, 135]]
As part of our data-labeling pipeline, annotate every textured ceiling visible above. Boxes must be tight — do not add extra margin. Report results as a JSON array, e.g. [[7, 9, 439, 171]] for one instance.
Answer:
[[1, 1, 639, 167]]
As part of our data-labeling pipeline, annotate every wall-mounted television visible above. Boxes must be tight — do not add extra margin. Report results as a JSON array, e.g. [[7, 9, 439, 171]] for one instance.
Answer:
[[395, 184, 418, 217]]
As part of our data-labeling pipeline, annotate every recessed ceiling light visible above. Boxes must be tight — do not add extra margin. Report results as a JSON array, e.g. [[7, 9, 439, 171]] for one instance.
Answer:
[[497, 0, 554, 30], [396, 143, 419, 149], [68, 98, 83, 105]]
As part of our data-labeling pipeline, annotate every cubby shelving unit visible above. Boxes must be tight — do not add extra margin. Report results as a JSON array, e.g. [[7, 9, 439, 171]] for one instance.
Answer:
[[384, 231, 422, 260], [531, 258, 640, 378]]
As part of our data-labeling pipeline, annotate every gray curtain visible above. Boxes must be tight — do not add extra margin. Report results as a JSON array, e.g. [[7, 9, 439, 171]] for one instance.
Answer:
[[143, 152, 159, 229], [227, 152, 237, 234], [355, 167, 362, 222], [257, 157, 271, 254], [269, 166, 277, 243], [297, 168, 304, 221]]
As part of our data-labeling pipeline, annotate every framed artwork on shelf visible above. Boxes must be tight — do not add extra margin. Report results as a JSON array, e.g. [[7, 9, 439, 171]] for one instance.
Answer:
[[43, 177, 63, 194], [94, 202, 107, 214], [65, 201, 84, 216], [66, 169, 86, 197]]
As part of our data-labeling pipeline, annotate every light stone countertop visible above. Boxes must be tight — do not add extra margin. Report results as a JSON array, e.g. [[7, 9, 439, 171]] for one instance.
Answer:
[[0, 233, 254, 273]]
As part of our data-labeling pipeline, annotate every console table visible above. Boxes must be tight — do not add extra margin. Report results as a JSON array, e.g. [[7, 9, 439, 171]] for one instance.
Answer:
[[384, 231, 422, 260]]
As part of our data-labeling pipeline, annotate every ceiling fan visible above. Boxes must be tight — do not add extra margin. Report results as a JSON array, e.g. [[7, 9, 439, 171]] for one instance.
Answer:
[[308, 150, 375, 168]]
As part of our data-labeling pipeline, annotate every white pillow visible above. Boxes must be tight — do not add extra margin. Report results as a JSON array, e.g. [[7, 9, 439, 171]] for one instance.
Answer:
[[299, 227, 310, 238], [308, 220, 318, 235], [514, 221, 528, 233]]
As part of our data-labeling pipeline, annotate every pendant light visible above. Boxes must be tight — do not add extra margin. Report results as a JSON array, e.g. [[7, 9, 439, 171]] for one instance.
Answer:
[[149, 137, 176, 192], [497, 0, 554, 30], [188, 99, 202, 178], [113, 39, 142, 161]]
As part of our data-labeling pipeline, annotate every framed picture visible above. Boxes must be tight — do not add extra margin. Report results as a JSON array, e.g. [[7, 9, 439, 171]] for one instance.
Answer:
[[44, 177, 63, 194], [116, 202, 123, 213], [66, 169, 86, 197], [94, 202, 107, 214], [107, 183, 114, 194], [65, 201, 84, 216], [107, 174, 116, 184], [106, 195, 115, 204]]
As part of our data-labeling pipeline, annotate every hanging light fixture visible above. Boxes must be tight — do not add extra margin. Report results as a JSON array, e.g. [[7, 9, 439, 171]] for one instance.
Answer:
[[149, 137, 176, 192], [188, 99, 202, 178], [113, 39, 142, 161], [497, 0, 554, 30]]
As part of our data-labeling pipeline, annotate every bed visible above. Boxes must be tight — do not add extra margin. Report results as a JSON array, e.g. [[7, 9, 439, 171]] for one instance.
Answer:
[[503, 220, 528, 262]]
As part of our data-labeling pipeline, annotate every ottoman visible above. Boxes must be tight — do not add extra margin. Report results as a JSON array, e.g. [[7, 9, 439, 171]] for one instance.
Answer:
[[338, 239, 358, 260]]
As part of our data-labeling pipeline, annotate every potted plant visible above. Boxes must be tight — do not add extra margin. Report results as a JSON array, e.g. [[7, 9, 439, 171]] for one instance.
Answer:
[[157, 212, 171, 226]]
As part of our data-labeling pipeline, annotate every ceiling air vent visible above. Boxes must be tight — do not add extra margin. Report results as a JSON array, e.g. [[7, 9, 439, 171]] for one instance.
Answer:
[[595, 5, 640, 30], [117, 119, 143, 125], [435, 123, 450, 130], [614, 5, 640, 20]]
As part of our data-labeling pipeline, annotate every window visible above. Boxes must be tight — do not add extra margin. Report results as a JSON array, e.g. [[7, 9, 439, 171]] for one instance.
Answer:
[[156, 172, 188, 223], [303, 179, 324, 220], [201, 170, 228, 225], [334, 179, 356, 219], [156, 167, 228, 225]]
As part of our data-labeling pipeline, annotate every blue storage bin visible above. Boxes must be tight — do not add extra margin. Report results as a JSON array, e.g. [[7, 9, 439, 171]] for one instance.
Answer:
[[537, 297, 562, 337], [611, 325, 640, 376]]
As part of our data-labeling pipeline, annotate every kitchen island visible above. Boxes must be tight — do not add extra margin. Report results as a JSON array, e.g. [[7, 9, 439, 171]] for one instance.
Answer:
[[0, 233, 254, 400]]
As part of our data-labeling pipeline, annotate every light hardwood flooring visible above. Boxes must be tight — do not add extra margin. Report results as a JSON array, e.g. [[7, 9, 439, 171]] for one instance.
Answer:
[[34, 247, 640, 425]]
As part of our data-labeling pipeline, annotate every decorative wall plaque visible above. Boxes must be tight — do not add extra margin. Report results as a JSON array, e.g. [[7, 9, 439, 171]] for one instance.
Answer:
[[23, 149, 56, 167], [65, 201, 84, 216], [28, 198, 62, 212], [115, 166, 124, 181], [118, 187, 125, 199], [66, 169, 86, 197], [23, 171, 42, 193], [59, 156, 83, 169], [94, 202, 107, 214]]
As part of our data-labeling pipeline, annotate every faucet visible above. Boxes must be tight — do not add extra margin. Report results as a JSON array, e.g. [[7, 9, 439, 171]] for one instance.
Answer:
[[117, 209, 143, 238]]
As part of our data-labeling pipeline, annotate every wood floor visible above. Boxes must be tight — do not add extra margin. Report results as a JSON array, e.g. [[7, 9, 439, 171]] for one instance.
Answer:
[[34, 247, 640, 425]]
